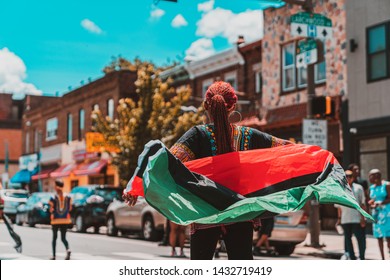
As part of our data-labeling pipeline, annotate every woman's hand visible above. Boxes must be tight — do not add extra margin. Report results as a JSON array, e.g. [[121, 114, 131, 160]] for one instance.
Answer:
[[122, 192, 138, 207]]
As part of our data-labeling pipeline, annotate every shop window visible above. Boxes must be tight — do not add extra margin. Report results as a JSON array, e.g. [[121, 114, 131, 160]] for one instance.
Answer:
[[359, 137, 388, 179], [367, 23, 389, 82], [71, 180, 79, 189]]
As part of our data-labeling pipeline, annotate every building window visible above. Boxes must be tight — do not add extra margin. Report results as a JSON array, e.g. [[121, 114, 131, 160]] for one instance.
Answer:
[[224, 71, 237, 90], [25, 131, 30, 154], [282, 41, 326, 93], [46, 117, 58, 141], [107, 98, 114, 120], [67, 113, 73, 143], [34, 129, 39, 152], [202, 78, 213, 98], [359, 137, 388, 179], [367, 23, 389, 82], [255, 71, 262, 94], [282, 42, 296, 91], [79, 109, 85, 141]]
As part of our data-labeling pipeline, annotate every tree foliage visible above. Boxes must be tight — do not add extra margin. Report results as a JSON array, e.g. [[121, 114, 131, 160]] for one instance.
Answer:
[[92, 58, 202, 187]]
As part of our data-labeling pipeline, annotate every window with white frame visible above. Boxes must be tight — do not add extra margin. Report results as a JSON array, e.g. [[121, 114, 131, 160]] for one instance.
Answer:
[[79, 109, 85, 141], [67, 113, 73, 143], [107, 98, 114, 119], [282, 42, 296, 91], [25, 131, 30, 153], [224, 71, 237, 90], [255, 71, 262, 94], [46, 117, 58, 141], [202, 78, 213, 98], [282, 41, 326, 92]]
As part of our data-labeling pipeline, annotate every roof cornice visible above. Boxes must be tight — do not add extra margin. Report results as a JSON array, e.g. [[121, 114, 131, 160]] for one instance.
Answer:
[[186, 48, 245, 79]]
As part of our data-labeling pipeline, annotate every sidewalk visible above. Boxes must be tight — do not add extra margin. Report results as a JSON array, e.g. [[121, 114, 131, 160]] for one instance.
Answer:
[[294, 231, 385, 260]]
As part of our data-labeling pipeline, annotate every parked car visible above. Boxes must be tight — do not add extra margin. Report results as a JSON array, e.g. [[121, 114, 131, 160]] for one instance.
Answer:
[[70, 185, 123, 233], [0, 189, 29, 222], [106, 196, 165, 241], [15, 192, 53, 227], [253, 210, 308, 256]]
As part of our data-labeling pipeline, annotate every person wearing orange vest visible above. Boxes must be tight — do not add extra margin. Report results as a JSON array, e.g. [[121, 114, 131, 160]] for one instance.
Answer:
[[49, 180, 72, 260]]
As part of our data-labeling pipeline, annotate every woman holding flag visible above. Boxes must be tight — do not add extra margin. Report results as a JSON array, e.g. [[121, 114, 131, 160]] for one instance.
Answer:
[[123, 81, 371, 260]]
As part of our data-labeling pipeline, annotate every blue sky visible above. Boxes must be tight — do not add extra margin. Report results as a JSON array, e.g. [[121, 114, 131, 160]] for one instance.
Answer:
[[0, 0, 283, 97]]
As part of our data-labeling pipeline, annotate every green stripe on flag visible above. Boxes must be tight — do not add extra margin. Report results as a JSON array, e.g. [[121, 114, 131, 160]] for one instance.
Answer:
[[143, 144, 373, 225]]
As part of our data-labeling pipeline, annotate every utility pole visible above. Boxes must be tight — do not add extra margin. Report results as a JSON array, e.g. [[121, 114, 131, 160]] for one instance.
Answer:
[[285, 0, 322, 248]]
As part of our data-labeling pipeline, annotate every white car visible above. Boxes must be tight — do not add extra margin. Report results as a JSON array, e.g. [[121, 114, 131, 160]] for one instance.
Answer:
[[0, 189, 29, 222], [254, 211, 309, 256], [106, 197, 166, 241]]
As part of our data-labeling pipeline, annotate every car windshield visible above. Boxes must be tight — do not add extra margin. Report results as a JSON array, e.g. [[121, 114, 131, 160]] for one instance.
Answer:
[[95, 189, 122, 202], [70, 187, 92, 200], [5, 191, 29, 199]]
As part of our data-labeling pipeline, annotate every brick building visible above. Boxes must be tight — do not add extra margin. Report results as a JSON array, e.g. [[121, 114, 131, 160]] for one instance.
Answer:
[[21, 70, 137, 192], [0, 94, 24, 187], [161, 39, 263, 117]]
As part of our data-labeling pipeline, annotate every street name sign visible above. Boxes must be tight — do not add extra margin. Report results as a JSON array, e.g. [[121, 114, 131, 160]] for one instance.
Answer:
[[291, 12, 332, 40], [296, 39, 317, 68], [302, 119, 328, 150]]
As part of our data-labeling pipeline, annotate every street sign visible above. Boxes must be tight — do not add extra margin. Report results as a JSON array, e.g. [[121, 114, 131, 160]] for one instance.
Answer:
[[291, 12, 332, 40], [296, 39, 317, 68], [302, 119, 328, 150]]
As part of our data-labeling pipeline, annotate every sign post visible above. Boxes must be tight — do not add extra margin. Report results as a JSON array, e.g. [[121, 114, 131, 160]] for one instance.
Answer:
[[291, 12, 332, 40]]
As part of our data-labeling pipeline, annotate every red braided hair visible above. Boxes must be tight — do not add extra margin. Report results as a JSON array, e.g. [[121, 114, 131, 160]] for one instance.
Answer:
[[204, 81, 238, 155]]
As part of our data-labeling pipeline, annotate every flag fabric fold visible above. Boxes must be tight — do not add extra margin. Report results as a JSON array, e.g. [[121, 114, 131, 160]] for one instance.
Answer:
[[126, 140, 372, 225]]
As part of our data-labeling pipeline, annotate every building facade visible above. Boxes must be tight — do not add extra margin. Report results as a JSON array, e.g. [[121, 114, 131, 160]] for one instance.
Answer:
[[21, 70, 137, 192], [345, 0, 390, 179]]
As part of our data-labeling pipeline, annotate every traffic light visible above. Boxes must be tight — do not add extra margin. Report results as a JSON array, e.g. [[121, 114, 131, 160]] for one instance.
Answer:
[[311, 96, 334, 117]]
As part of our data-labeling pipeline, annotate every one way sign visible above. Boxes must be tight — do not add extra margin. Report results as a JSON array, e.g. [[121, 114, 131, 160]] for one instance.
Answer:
[[291, 12, 332, 40]]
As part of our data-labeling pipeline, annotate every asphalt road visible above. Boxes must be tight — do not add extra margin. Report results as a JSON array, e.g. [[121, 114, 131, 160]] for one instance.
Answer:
[[0, 223, 315, 260]]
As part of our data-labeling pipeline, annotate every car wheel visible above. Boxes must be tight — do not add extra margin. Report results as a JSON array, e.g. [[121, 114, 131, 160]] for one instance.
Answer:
[[75, 214, 87, 233], [106, 215, 118, 237], [15, 214, 23, 226], [28, 218, 35, 228], [274, 244, 296, 256], [142, 215, 157, 241]]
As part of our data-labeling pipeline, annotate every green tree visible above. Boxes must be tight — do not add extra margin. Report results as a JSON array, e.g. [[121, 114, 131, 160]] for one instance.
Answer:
[[92, 59, 202, 187]]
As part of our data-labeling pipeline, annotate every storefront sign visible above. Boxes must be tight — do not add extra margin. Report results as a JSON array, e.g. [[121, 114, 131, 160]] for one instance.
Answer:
[[86, 132, 121, 153], [19, 154, 39, 171], [302, 119, 328, 150], [73, 149, 100, 162]]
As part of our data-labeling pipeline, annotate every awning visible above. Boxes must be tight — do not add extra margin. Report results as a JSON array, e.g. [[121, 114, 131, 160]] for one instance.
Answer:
[[51, 163, 77, 178], [10, 169, 38, 184], [73, 160, 107, 176], [31, 167, 57, 180]]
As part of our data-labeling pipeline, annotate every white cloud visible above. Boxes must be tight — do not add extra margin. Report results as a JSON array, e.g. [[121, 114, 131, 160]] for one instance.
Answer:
[[0, 48, 42, 97], [81, 19, 103, 34], [198, 0, 214, 13], [185, 38, 215, 61], [196, 8, 263, 43], [150, 7, 165, 20], [171, 14, 188, 28]]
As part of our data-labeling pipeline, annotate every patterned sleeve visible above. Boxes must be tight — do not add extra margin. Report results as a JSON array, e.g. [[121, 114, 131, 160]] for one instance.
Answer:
[[169, 126, 200, 163], [251, 128, 293, 149]]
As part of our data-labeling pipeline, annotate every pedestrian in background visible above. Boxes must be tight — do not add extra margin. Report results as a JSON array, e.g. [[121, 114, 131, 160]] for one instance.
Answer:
[[253, 217, 275, 256], [335, 170, 366, 260], [169, 221, 186, 257], [348, 163, 369, 205], [49, 180, 72, 260], [368, 169, 390, 260]]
